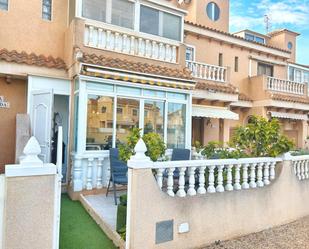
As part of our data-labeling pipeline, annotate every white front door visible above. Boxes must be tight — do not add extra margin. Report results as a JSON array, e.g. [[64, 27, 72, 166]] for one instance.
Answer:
[[31, 90, 53, 163]]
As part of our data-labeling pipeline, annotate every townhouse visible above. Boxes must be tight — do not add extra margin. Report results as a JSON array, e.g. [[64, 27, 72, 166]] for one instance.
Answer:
[[0, 0, 308, 193]]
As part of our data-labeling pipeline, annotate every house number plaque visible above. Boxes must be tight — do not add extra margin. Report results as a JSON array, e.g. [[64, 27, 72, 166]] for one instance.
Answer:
[[0, 96, 10, 108]]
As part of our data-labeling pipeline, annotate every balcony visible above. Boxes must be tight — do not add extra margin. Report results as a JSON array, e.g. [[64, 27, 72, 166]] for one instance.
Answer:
[[186, 60, 227, 83], [266, 76, 306, 95], [84, 21, 179, 64]]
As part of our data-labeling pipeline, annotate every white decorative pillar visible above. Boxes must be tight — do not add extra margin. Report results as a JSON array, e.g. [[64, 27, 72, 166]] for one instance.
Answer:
[[207, 166, 216, 193], [156, 168, 164, 190], [73, 155, 83, 192], [197, 166, 206, 194], [257, 162, 264, 187], [216, 165, 224, 192], [96, 157, 104, 189], [263, 162, 270, 185], [270, 162, 276, 180], [187, 167, 196, 196], [249, 163, 257, 188], [167, 167, 175, 197], [241, 163, 250, 189], [86, 158, 94, 190], [176, 167, 187, 197], [225, 164, 233, 191], [234, 164, 241, 190]]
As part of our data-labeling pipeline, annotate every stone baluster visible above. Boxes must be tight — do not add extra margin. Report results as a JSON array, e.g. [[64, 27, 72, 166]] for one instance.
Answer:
[[122, 34, 128, 53], [187, 167, 197, 196], [86, 158, 94, 190], [130, 36, 135, 55], [145, 39, 151, 58], [249, 163, 257, 188], [300, 160, 306, 180], [73, 155, 83, 192], [165, 44, 171, 62], [156, 168, 164, 190], [98, 28, 103, 48], [234, 163, 242, 190], [197, 166, 206, 194], [115, 32, 121, 51], [305, 160, 309, 179], [106, 30, 111, 49], [96, 157, 104, 189], [152, 41, 157, 59], [171, 46, 177, 63], [225, 164, 234, 191], [216, 165, 225, 192], [221, 68, 225, 81], [159, 43, 164, 60], [88, 25, 94, 46], [176, 167, 187, 197], [167, 167, 175, 197], [270, 162, 276, 180], [257, 162, 264, 187], [296, 161, 301, 180], [138, 38, 144, 56], [242, 163, 250, 189], [207, 166, 216, 193], [207, 65, 212, 80], [263, 162, 270, 185]]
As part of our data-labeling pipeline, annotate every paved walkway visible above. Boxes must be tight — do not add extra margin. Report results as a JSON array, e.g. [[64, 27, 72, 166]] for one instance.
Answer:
[[203, 216, 309, 249]]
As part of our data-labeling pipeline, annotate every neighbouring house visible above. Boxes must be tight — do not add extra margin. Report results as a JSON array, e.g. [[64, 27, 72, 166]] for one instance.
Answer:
[[0, 0, 309, 197]]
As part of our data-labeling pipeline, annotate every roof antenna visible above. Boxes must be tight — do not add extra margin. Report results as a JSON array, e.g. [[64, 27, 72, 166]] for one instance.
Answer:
[[264, 14, 272, 34]]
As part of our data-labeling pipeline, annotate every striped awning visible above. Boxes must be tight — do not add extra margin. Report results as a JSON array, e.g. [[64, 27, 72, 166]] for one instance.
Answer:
[[268, 111, 308, 121], [81, 65, 195, 90], [192, 105, 239, 120]]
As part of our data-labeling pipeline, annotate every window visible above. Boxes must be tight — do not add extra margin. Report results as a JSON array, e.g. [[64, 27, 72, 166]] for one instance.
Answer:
[[111, 0, 134, 29], [289, 67, 295, 81], [116, 98, 139, 144], [257, 63, 273, 77], [82, 0, 134, 28], [167, 103, 186, 148], [234, 56, 239, 72], [117, 107, 123, 114], [206, 2, 220, 21], [295, 69, 302, 83], [186, 46, 195, 61], [218, 53, 223, 67], [101, 106, 107, 113], [42, 0, 52, 20], [304, 72, 309, 83], [144, 101, 164, 138], [132, 109, 138, 116], [288, 42, 293, 50], [0, 0, 8, 10], [245, 33, 265, 44], [86, 95, 114, 150], [140, 5, 181, 41]]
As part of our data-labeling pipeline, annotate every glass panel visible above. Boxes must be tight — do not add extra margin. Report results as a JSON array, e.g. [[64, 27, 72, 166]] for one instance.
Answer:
[[186, 47, 194, 61], [245, 33, 254, 41], [117, 86, 141, 96], [167, 92, 186, 100], [257, 63, 273, 77], [86, 95, 114, 150], [167, 103, 186, 148], [289, 67, 295, 81], [255, 36, 265, 44], [140, 5, 159, 36], [295, 70, 302, 82], [116, 98, 140, 145], [163, 12, 181, 41], [82, 0, 106, 22], [111, 0, 134, 29], [87, 82, 114, 92], [144, 101, 164, 138], [206, 2, 220, 21], [303, 72, 309, 83], [73, 94, 79, 151], [0, 0, 8, 10], [42, 0, 52, 20], [143, 89, 166, 98]]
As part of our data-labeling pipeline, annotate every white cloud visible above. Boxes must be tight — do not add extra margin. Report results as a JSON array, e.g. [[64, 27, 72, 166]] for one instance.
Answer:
[[230, 0, 309, 32]]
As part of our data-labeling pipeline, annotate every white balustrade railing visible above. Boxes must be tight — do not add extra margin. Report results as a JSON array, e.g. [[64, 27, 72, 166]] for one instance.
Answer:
[[84, 22, 178, 63], [266, 76, 306, 95], [186, 60, 227, 82], [290, 155, 309, 181], [128, 139, 282, 198], [71, 152, 110, 192]]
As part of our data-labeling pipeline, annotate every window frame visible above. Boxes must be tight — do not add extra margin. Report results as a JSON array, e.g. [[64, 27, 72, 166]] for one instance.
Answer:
[[257, 62, 273, 77], [234, 56, 239, 72], [245, 33, 265, 44], [78, 0, 184, 43], [42, 0, 53, 21], [185, 45, 196, 62], [77, 78, 191, 153]]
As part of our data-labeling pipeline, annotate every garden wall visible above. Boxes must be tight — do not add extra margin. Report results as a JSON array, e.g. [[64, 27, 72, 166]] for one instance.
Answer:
[[126, 153, 309, 249]]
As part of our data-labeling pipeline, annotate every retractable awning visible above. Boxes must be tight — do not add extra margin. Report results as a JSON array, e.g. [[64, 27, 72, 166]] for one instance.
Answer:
[[192, 105, 239, 120], [268, 111, 308, 121]]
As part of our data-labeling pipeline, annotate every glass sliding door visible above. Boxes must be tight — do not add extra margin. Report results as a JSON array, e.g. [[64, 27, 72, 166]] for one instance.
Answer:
[[167, 103, 186, 148], [116, 98, 140, 145], [86, 95, 114, 150], [144, 100, 164, 138]]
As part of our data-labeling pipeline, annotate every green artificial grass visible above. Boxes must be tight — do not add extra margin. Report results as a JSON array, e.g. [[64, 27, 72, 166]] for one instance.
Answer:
[[60, 194, 117, 249]]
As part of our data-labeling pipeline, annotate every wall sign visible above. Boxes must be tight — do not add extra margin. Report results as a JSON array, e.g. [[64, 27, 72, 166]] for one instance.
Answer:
[[0, 96, 10, 108]]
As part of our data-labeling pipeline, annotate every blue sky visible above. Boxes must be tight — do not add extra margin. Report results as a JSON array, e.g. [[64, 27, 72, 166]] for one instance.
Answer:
[[229, 0, 309, 65]]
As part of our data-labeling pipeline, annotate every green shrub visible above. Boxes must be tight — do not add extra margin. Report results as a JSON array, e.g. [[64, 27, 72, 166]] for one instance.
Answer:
[[201, 141, 246, 159], [116, 194, 127, 238], [291, 149, 309, 156], [118, 128, 166, 162], [231, 116, 294, 157]]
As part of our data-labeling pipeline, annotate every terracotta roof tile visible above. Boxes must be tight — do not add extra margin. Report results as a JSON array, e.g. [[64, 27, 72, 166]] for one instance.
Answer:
[[185, 21, 291, 54], [195, 81, 238, 94], [0, 49, 66, 69], [80, 53, 194, 81], [271, 93, 309, 104], [238, 93, 252, 101]]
